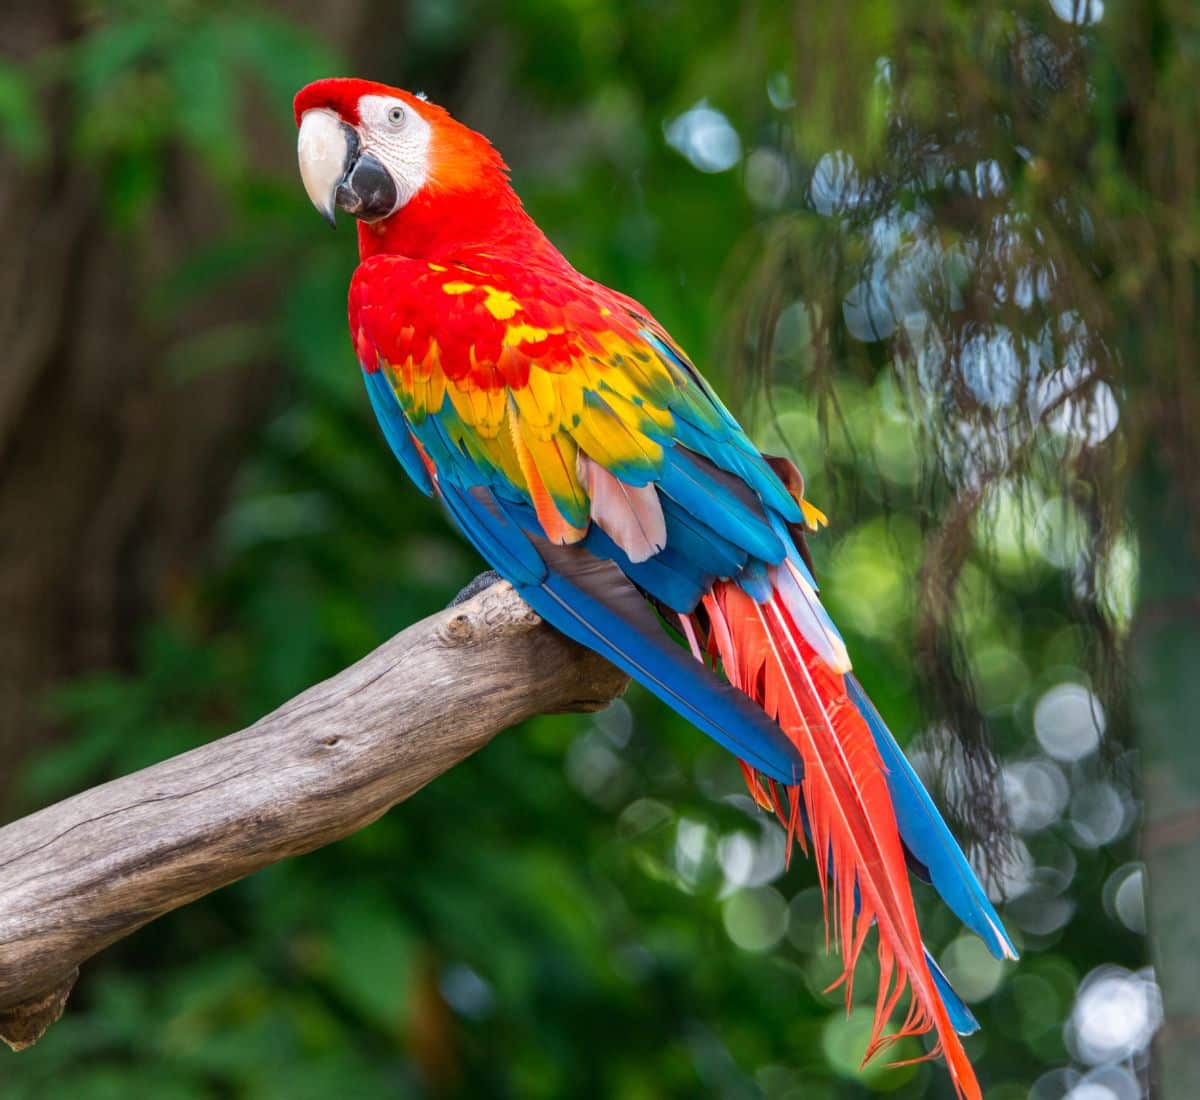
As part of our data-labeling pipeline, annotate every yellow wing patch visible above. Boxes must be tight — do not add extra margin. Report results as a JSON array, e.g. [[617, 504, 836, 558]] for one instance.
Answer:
[[439, 279, 522, 322], [504, 323, 553, 346], [508, 399, 589, 545], [383, 271, 690, 542], [482, 286, 520, 320]]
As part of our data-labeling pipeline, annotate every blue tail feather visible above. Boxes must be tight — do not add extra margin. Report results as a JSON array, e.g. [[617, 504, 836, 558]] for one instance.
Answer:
[[925, 948, 980, 1035], [846, 675, 1018, 962]]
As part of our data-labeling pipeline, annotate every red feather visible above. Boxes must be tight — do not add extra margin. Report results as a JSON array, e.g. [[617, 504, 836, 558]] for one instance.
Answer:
[[689, 582, 982, 1100]]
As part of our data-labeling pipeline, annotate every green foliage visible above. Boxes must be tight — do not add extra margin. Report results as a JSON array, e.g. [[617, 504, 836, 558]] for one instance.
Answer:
[[0, 61, 44, 162], [3, 1, 1161, 1097]]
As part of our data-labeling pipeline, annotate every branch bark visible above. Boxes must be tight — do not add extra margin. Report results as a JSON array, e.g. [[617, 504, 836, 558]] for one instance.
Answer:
[[0, 581, 627, 1052]]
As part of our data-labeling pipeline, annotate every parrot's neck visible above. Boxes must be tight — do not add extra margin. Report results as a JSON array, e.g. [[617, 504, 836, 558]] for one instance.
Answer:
[[356, 178, 569, 270]]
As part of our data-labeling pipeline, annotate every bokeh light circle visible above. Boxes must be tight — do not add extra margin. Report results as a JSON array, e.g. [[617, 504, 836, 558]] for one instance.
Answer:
[[1034, 683, 1105, 761]]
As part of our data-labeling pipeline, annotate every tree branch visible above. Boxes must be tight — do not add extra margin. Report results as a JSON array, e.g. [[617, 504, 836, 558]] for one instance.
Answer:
[[0, 580, 628, 1051]]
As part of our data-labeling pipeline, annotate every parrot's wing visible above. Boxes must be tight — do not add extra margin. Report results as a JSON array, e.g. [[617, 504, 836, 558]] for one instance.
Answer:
[[349, 254, 819, 591]]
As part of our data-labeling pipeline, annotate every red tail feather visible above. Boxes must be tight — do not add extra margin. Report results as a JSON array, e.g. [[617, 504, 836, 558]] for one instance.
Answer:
[[686, 581, 981, 1100]]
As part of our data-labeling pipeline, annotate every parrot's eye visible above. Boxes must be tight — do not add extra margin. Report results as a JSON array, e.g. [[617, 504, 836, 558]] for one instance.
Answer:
[[387, 105, 406, 127]]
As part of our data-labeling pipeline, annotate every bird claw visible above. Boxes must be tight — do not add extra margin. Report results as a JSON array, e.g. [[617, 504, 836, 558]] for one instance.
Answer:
[[448, 570, 504, 607]]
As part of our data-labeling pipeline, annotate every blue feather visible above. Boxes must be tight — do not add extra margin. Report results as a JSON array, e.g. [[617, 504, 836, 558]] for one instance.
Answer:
[[362, 370, 434, 496], [660, 497, 748, 579], [640, 328, 743, 436], [530, 569, 802, 783], [659, 450, 785, 564], [738, 560, 773, 603], [846, 675, 1018, 962], [582, 526, 709, 614], [438, 481, 546, 588], [439, 481, 804, 785], [672, 418, 803, 525], [413, 401, 473, 474], [924, 948, 980, 1035]]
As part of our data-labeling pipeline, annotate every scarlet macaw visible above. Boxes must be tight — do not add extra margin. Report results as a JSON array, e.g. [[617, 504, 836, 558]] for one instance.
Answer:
[[294, 78, 1015, 1098]]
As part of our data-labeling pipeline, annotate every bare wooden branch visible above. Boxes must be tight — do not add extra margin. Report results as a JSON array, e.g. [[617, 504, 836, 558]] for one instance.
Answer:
[[0, 581, 627, 1051]]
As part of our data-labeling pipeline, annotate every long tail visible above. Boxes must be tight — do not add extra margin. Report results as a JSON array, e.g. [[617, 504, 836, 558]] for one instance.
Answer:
[[689, 579, 983, 1100]]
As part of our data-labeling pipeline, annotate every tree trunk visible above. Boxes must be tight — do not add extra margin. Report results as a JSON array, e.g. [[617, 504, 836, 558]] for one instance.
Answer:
[[1136, 479, 1200, 1096], [1122, 7, 1200, 1093], [0, 2, 372, 814]]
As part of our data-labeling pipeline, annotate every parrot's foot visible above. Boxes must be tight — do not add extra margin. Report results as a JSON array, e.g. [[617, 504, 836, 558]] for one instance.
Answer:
[[449, 570, 505, 607]]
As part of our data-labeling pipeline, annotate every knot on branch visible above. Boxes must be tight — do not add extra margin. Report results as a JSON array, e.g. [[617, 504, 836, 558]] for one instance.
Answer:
[[442, 610, 479, 645]]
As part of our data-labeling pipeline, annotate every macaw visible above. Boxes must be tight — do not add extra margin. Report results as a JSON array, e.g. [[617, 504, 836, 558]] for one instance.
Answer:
[[294, 77, 1015, 1099]]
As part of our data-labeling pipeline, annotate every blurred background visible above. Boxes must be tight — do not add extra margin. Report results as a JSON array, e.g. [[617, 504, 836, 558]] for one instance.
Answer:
[[1, 1, 1195, 1097]]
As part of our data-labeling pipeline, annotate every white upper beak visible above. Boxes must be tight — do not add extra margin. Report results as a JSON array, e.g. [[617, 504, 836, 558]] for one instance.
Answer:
[[297, 109, 352, 226]]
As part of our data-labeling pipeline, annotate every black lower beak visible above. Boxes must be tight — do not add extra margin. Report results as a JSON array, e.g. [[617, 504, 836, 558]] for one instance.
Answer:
[[335, 151, 399, 223]]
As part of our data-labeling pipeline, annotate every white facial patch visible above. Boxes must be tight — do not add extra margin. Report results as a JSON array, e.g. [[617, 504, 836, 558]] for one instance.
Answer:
[[356, 94, 432, 210]]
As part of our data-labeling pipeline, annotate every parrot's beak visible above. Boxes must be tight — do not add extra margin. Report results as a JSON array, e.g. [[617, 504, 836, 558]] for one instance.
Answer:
[[297, 109, 398, 227]]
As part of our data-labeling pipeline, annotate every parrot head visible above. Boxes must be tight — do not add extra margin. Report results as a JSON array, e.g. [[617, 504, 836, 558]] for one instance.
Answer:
[[293, 78, 508, 230]]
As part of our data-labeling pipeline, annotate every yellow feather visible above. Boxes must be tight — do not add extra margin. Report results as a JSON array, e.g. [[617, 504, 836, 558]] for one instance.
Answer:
[[445, 378, 475, 430], [504, 322, 551, 345], [801, 498, 829, 530], [466, 379, 506, 438], [571, 399, 664, 472], [482, 286, 520, 320], [537, 367, 585, 426], [602, 383, 675, 436], [478, 429, 526, 488], [508, 401, 588, 542], [510, 380, 560, 438], [424, 355, 446, 414]]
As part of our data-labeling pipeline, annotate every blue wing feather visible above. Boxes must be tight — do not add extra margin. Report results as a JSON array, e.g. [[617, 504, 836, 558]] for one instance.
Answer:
[[362, 370, 434, 496], [658, 449, 785, 563]]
